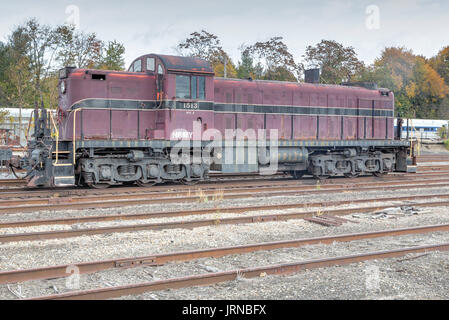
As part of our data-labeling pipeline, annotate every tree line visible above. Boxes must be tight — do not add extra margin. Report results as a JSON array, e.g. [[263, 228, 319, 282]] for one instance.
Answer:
[[177, 30, 449, 119], [0, 18, 125, 112], [1, 19, 448, 121]]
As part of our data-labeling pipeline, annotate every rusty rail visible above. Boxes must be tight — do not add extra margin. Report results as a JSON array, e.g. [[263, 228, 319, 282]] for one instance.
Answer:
[[0, 223, 447, 285], [1, 171, 445, 199], [2, 176, 449, 214], [0, 191, 448, 229], [27, 242, 449, 300], [2, 199, 449, 243]]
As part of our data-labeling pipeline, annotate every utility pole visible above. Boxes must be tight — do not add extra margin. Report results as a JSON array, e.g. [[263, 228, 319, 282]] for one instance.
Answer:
[[223, 55, 227, 78]]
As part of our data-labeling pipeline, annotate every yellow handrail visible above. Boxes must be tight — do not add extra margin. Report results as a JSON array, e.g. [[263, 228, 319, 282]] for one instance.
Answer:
[[47, 110, 70, 167], [72, 108, 81, 164]]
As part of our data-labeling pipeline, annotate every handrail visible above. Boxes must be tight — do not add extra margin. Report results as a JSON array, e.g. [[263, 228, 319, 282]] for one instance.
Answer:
[[47, 110, 70, 167], [72, 108, 81, 164]]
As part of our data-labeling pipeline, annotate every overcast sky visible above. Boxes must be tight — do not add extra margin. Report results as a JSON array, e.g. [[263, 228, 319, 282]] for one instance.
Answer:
[[1, 0, 448, 68]]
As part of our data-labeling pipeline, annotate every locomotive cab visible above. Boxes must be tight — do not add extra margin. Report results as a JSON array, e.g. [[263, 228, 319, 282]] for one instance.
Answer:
[[127, 54, 215, 141]]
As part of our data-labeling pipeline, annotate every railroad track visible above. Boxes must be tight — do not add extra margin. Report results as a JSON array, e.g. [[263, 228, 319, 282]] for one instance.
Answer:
[[2, 223, 446, 285], [15, 227, 448, 299], [1, 169, 449, 200], [2, 176, 449, 214], [416, 155, 449, 162], [0, 155, 449, 299], [0, 161, 447, 190], [1, 169, 447, 199], [0, 171, 443, 200], [2, 197, 449, 243], [0, 179, 27, 188], [0, 191, 448, 229], [1, 154, 448, 300]]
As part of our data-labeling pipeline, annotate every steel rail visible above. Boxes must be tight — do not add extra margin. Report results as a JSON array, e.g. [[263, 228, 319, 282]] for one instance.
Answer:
[[0, 192, 447, 229], [1, 223, 448, 285], [2, 199, 449, 243], [0, 172, 449, 200], [5, 176, 447, 207], [0, 165, 445, 194], [0, 160, 443, 186], [28, 242, 449, 300], [1, 178, 449, 214], [0, 179, 26, 187]]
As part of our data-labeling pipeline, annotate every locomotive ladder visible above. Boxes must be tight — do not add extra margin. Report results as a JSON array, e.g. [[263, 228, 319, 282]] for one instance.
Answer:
[[48, 110, 75, 186]]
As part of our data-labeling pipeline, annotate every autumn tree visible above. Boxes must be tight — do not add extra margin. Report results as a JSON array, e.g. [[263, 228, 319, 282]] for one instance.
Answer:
[[177, 30, 236, 77], [55, 24, 102, 68], [304, 40, 364, 84], [358, 47, 449, 118], [243, 37, 300, 81], [0, 18, 127, 112], [406, 57, 449, 118], [429, 46, 449, 85], [12, 18, 61, 101]]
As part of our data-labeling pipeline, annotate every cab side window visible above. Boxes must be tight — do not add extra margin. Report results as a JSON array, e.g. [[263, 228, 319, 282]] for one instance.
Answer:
[[176, 75, 190, 99], [198, 76, 205, 99], [175, 75, 206, 100]]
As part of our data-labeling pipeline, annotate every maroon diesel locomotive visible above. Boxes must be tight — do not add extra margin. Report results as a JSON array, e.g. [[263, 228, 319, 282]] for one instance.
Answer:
[[15, 54, 411, 187]]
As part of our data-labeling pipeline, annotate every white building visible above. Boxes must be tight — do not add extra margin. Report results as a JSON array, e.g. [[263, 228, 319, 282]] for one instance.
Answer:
[[394, 118, 449, 140], [0, 107, 36, 146]]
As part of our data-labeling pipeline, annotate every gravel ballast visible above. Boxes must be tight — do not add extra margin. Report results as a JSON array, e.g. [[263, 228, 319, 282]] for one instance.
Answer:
[[0, 184, 448, 300]]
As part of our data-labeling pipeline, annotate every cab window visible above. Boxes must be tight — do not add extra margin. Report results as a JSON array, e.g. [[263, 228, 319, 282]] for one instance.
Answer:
[[157, 64, 164, 74], [147, 57, 155, 71], [176, 75, 206, 99], [191, 76, 197, 99], [133, 59, 142, 72], [198, 76, 205, 99], [176, 75, 190, 99]]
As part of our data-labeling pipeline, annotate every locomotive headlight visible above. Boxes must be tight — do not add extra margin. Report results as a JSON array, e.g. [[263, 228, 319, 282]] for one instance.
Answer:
[[60, 81, 66, 94]]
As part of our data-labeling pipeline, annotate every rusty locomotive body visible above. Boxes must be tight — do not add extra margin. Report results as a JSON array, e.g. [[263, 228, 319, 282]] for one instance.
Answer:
[[12, 54, 411, 188]]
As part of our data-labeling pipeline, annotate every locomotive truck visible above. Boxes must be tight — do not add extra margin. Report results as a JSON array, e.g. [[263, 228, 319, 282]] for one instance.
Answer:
[[7, 53, 413, 188]]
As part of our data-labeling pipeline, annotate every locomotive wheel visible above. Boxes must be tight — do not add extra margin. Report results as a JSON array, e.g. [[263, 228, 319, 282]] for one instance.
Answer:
[[181, 178, 200, 186], [344, 172, 360, 178], [291, 171, 304, 180], [313, 167, 330, 181], [373, 172, 387, 177], [136, 180, 157, 187], [88, 182, 110, 189], [313, 174, 330, 181]]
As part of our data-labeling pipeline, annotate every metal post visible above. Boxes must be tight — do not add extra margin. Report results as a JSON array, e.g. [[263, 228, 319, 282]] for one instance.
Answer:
[[34, 100, 39, 138], [406, 118, 409, 141], [223, 55, 227, 78]]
